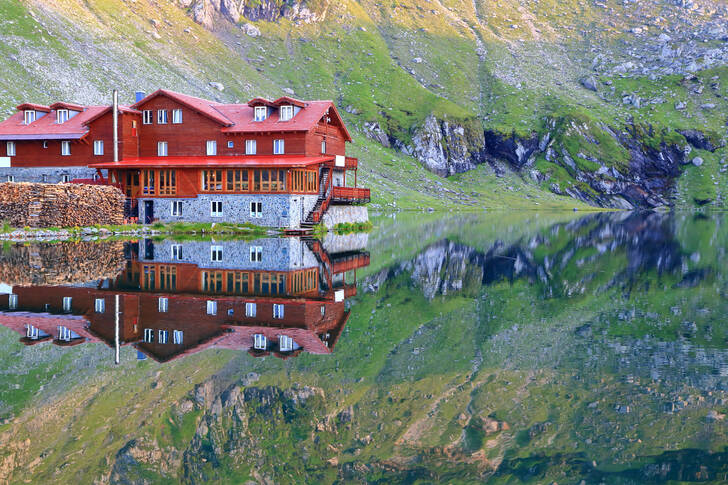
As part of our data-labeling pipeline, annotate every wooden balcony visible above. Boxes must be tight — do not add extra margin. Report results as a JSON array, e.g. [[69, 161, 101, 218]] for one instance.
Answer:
[[331, 186, 370, 204]]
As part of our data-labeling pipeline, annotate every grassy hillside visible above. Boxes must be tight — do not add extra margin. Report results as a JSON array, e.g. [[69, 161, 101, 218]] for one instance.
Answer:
[[2, 0, 725, 209]]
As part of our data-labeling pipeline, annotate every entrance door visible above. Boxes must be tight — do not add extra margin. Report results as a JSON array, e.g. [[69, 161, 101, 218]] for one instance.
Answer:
[[144, 200, 154, 224]]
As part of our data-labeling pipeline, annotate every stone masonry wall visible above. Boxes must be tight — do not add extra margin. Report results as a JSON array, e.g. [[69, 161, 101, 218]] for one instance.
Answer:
[[321, 205, 369, 229], [0, 182, 125, 227], [0, 166, 105, 183]]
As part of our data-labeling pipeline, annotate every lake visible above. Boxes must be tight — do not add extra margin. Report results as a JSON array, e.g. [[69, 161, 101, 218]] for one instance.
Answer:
[[0, 210, 726, 484]]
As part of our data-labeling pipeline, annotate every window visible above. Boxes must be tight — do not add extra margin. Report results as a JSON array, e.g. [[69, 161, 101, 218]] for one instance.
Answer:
[[273, 139, 284, 155], [254, 106, 267, 121], [61, 174, 70, 183], [23, 110, 36, 124], [157, 109, 168, 124], [93, 140, 104, 156], [210, 201, 223, 217], [245, 139, 256, 155], [211, 245, 223, 262], [171, 201, 182, 217], [206, 140, 217, 156], [279, 335, 294, 351], [158, 169, 176, 195], [273, 304, 285, 319], [42, 141, 48, 149], [227, 141, 234, 149], [202, 170, 223, 191], [171, 244, 183, 260], [172, 109, 183, 124], [8, 294, 17, 310], [321, 305, 326, 316], [250, 201, 262, 218], [94, 298, 105, 313], [253, 333, 267, 350], [279, 105, 293, 121], [58, 326, 78, 342], [6, 142, 15, 157], [245, 302, 256, 317], [321, 140, 326, 154], [61, 141, 71, 156], [173, 330, 183, 345], [142, 110, 153, 124], [249, 246, 262, 262], [158, 297, 169, 312], [143, 328, 154, 343], [56, 109, 69, 124], [226, 169, 248, 191], [158, 330, 168, 344], [206, 300, 217, 315], [6, 175, 14, 182], [157, 141, 168, 156]]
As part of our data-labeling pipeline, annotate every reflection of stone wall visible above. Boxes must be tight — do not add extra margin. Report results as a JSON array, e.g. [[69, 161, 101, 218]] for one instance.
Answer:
[[322, 233, 369, 254], [0, 182, 124, 227], [0, 241, 125, 286]]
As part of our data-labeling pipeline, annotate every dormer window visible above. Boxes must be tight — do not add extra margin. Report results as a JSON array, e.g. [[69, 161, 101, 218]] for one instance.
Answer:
[[23, 110, 36, 125], [279, 105, 293, 121], [56, 109, 69, 124], [254, 106, 267, 122], [253, 334, 267, 350]]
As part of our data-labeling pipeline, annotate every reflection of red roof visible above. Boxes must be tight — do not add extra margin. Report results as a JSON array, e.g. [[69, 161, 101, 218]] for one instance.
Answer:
[[0, 312, 96, 344], [0, 106, 109, 140], [90, 155, 333, 169], [215, 326, 331, 354]]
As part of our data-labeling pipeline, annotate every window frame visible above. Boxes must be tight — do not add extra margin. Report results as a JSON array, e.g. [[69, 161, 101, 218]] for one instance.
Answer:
[[93, 140, 104, 156], [8, 294, 17, 310], [210, 245, 223, 262], [279, 105, 293, 121], [206, 300, 217, 315], [245, 302, 257, 318], [206, 140, 217, 156], [61, 141, 71, 156], [158, 297, 169, 313], [245, 139, 256, 155], [56, 109, 69, 124], [273, 303, 285, 319], [173, 330, 183, 345], [210, 201, 223, 217], [254, 106, 267, 121], [157, 109, 168, 124], [6, 141, 16, 157], [158, 330, 169, 344], [321, 140, 326, 154], [249, 246, 262, 262], [157, 141, 168, 157], [6, 175, 14, 182], [171, 244, 183, 260], [170, 201, 182, 217], [94, 298, 105, 313], [142, 110, 153, 124], [62, 296, 72, 312], [253, 333, 267, 350], [143, 328, 154, 343], [249, 201, 262, 218], [273, 139, 285, 155], [172, 109, 183, 124], [23, 110, 36, 125], [279, 335, 293, 351]]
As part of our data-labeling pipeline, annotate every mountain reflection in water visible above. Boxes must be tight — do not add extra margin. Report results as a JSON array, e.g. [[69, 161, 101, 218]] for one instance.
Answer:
[[0, 211, 727, 484], [0, 236, 370, 362]]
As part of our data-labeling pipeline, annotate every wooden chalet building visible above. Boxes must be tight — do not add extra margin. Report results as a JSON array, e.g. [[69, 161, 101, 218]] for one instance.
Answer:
[[0, 90, 369, 228], [0, 238, 370, 362]]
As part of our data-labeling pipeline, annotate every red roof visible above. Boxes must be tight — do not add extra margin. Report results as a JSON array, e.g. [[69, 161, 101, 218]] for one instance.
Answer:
[[16, 103, 51, 112], [90, 155, 333, 169], [132, 89, 234, 126], [49, 102, 85, 112], [0, 106, 110, 141], [81, 106, 141, 126]]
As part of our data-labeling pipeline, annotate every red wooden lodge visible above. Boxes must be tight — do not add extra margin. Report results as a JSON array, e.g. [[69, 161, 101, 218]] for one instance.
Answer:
[[0, 90, 369, 228]]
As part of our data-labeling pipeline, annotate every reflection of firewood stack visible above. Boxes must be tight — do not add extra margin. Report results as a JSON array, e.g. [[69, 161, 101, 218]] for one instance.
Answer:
[[0, 182, 125, 228], [0, 241, 126, 286]]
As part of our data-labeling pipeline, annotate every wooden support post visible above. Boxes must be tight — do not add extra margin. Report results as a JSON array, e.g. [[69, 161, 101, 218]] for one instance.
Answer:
[[114, 294, 120, 365]]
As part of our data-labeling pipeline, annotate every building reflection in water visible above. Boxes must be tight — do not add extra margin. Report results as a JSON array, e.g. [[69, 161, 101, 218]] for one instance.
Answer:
[[0, 236, 370, 363]]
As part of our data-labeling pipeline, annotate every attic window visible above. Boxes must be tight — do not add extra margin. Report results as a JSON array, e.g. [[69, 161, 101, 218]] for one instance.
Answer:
[[56, 109, 69, 124], [279, 105, 293, 121], [253, 333, 267, 350], [279, 335, 294, 352], [254, 106, 267, 122], [23, 110, 36, 125]]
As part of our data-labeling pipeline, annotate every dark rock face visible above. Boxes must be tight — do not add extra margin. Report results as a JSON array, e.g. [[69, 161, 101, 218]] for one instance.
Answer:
[[678, 129, 717, 151], [483, 130, 540, 169], [409, 115, 486, 176]]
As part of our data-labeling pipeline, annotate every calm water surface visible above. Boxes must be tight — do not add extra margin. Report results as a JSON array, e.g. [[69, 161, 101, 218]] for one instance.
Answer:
[[0, 211, 726, 484]]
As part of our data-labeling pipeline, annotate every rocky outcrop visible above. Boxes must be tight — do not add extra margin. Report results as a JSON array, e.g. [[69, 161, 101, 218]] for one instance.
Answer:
[[182, 0, 321, 29], [409, 115, 486, 176]]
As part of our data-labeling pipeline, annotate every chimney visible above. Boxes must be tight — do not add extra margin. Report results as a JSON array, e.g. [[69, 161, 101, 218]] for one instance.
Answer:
[[112, 90, 119, 163], [135, 91, 145, 103]]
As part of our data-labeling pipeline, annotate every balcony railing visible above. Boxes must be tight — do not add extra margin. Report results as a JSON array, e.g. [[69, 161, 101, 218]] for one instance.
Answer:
[[331, 186, 370, 204]]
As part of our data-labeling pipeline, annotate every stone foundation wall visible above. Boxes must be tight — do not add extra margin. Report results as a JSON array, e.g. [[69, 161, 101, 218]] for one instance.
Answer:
[[139, 194, 319, 228], [0, 166, 105, 184], [0, 182, 125, 227], [321, 205, 369, 229]]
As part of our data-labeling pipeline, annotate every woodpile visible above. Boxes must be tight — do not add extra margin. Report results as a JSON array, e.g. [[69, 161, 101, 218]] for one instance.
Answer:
[[0, 241, 125, 286], [0, 182, 125, 228]]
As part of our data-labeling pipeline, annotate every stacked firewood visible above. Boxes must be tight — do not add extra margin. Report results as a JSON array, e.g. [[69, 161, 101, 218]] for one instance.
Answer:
[[0, 241, 125, 286], [0, 182, 125, 227]]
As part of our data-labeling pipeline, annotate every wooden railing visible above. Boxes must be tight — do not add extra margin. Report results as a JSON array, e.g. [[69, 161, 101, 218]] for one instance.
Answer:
[[331, 186, 370, 203], [332, 252, 370, 274], [310, 171, 333, 223], [345, 157, 358, 169]]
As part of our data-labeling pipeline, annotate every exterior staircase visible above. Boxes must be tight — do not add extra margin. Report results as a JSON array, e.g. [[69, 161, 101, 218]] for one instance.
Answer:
[[300, 168, 331, 230]]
